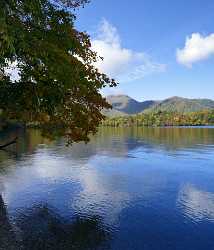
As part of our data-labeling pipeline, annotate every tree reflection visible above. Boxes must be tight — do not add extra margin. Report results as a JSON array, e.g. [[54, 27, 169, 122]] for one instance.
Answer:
[[96, 126, 214, 151], [0, 196, 110, 250], [1, 126, 214, 165], [0, 195, 18, 250]]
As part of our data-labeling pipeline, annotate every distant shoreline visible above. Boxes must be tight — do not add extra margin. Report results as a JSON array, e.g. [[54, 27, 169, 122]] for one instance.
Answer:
[[101, 125, 214, 128], [102, 110, 214, 128]]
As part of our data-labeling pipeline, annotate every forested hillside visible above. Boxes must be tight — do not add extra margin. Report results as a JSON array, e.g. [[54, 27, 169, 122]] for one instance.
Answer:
[[102, 110, 214, 127], [105, 95, 214, 116]]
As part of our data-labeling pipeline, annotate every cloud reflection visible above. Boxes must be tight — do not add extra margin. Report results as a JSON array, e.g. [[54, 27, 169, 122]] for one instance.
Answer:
[[177, 184, 214, 222]]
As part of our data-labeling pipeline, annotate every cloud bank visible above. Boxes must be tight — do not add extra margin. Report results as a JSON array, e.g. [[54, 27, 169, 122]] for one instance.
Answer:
[[91, 19, 166, 82], [177, 33, 214, 67]]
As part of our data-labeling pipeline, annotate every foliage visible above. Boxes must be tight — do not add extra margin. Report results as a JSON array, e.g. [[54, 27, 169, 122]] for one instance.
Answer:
[[0, 0, 116, 144], [102, 110, 214, 127]]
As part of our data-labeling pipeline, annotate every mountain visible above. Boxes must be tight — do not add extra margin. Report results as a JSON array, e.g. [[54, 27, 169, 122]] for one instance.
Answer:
[[105, 95, 157, 116], [145, 96, 214, 113], [104, 95, 214, 116]]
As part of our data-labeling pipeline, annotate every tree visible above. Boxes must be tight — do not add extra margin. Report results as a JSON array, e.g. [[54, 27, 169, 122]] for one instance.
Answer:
[[0, 0, 116, 145]]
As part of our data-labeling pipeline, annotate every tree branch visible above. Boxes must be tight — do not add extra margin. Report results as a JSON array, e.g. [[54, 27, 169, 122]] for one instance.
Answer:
[[0, 137, 18, 150]]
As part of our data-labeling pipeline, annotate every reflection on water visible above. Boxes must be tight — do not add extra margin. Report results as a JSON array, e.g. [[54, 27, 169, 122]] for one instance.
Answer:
[[178, 185, 214, 222], [0, 127, 214, 250], [0, 196, 110, 250], [16, 205, 110, 250], [0, 195, 18, 250]]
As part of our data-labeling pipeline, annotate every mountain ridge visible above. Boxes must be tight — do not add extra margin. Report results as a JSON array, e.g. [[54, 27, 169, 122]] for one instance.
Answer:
[[105, 95, 214, 116]]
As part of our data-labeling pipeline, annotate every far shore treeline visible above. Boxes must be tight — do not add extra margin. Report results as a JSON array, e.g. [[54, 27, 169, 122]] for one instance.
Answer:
[[102, 110, 214, 127], [1, 110, 214, 132]]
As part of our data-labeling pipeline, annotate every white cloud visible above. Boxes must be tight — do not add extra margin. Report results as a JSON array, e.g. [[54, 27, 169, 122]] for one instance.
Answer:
[[91, 19, 166, 82], [177, 33, 214, 67]]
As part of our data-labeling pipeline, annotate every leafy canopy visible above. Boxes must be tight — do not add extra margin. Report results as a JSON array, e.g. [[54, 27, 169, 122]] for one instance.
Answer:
[[0, 0, 116, 143]]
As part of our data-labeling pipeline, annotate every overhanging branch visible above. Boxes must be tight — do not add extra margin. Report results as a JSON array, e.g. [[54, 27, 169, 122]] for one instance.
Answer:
[[0, 137, 18, 150]]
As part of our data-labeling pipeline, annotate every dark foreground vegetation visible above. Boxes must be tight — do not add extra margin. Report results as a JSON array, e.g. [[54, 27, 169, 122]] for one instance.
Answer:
[[0, 0, 116, 145], [102, 110, 214, 127]]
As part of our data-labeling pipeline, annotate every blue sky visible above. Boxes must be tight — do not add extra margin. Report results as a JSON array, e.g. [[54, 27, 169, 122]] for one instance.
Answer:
[[75, 0, 214, 101]]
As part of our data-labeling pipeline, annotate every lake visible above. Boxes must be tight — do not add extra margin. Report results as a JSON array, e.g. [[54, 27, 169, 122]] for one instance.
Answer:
[[0, 127, 214, 250]]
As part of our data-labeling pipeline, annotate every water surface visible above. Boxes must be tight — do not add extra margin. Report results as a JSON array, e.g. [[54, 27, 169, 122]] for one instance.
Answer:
[[0, 127, 214, 250]]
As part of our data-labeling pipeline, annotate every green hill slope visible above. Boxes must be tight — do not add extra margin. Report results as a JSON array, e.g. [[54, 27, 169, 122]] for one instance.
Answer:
[[145, 96, 214, 113], [104, 95, 214, 117]]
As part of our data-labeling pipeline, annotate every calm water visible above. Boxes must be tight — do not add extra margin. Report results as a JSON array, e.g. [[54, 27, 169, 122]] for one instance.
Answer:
[[0, 127, 214, 250]]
